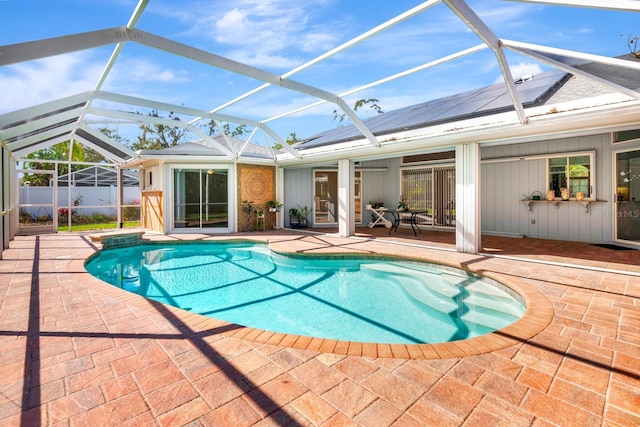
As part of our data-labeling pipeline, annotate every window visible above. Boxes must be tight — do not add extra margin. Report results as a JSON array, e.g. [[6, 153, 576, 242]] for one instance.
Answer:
[[613, 129, 640, 145], [547, 153, 594, 199]]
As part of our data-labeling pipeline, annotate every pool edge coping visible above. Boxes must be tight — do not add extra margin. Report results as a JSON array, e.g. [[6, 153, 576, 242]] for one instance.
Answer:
[[77, 235, 554, 360]]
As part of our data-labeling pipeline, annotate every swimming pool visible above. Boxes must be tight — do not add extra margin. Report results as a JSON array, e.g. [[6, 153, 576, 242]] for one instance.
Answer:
[[85, 241, 526, 344]]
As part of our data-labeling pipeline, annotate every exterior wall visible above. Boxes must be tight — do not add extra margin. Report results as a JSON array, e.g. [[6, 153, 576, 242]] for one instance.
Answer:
[[283, 169, 313, 228], [480, 133, 614, 243], [282, 132, 639, 246], [362, 158, 401, 210], [237, 164, 276, 231]]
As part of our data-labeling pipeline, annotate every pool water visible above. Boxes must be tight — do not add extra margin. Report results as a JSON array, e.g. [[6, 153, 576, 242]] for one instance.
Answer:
[[85, 242, 525, 344]]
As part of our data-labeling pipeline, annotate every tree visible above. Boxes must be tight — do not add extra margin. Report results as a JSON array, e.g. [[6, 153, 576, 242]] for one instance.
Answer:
[[130, 110, 187, 151], [286, 132, 299, 145], [273, 132, 299, 150], [204, 120, 248, 138], [332, 98, 384, 125], [98, 126, 129, 150], [22, 141, 87, 186], [20, 127, 124, 186]]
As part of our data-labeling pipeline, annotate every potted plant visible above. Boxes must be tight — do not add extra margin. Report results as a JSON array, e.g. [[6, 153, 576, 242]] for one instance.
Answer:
[[368, 200, 384, 209], [288, 207, 300, 228], [296, 205, 311, 228], [289, 205, 312, 228], [241, 200, 254, 214], [397, 200, 409, 211], [266, 200, 283, 212], [255, 209, 265, 231]]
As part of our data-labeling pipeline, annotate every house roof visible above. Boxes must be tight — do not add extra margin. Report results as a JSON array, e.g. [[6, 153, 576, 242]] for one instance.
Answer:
[[1, 1, 640, 166], [296, 53, 640, 150], [135, 137, 279, 162], [297, 69, 570, 149]]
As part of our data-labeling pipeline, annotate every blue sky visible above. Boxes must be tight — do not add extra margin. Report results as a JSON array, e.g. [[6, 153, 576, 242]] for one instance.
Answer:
[[1, 0, 638, 143]]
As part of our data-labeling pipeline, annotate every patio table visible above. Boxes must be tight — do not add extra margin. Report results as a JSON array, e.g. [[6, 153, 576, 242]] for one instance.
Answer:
[[385, 210, 430, 236]]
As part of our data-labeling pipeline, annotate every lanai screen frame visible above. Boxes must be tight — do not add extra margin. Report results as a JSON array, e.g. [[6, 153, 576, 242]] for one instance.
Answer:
[[1, 0, 640, 252]]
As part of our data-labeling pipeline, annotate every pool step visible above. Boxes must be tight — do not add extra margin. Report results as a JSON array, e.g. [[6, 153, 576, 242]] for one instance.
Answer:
[[361, 263, 523, 331], [227, 245, 272, 260], [361, 263, 458, 298]]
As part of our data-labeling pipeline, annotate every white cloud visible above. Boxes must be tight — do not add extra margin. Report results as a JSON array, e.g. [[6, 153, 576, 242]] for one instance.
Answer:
[[111, 58, 191, 84], [0, 52, 103, 113], [179, 0, 340, 69]]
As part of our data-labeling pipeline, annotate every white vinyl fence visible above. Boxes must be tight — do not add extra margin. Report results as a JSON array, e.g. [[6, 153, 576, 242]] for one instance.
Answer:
[[19, 186, 140, 221]]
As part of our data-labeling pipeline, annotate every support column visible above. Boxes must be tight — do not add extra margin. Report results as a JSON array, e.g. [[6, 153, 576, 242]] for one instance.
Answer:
[[1, 145, 6, 257], [337, 159, 355, 237], [117, 167, 123, 228], [275, 167, 284, 229], [9, 158, 18, 240], [455, 142, 481, 253]]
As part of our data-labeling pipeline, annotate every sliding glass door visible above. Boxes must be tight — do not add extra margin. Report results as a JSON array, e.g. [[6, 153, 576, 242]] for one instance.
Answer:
[[400, 165, 455, 228], [173, 168, 228, 230], [614, 149, 640, 245]]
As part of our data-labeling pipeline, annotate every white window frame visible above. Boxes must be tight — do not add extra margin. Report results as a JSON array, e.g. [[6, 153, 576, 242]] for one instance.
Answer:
[[545, 151, 595, 201], [612, 128, 640, 145], [168, 163, 234, 233]]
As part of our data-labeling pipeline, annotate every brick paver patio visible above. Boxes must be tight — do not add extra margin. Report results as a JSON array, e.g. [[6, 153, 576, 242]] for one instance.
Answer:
[[0, 228, 638, 426]]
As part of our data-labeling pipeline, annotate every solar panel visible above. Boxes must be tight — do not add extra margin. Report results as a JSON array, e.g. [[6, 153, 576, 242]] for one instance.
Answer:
[[300, 69, 568, 149]]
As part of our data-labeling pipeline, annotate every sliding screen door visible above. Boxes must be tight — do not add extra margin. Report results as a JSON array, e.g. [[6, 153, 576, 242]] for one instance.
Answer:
[[173, 168, 228, 230]]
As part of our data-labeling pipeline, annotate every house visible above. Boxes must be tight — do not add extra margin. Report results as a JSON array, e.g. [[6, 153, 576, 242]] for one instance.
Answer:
[[281, 59, 640, 251], [123, 139, 280, 234], [113, 61, 640, 253]]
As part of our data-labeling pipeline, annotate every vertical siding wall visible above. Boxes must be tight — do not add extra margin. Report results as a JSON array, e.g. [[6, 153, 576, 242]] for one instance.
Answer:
[[283, 169, 313, 227], [481, 133, 613, 243], [361, 158, 400, 209]]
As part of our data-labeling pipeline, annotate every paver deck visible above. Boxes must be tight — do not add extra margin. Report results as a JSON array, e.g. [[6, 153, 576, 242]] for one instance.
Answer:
[[0, 227, 638, 426]]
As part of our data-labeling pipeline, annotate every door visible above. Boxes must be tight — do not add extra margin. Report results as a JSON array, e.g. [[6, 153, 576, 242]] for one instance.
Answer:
[[614, 149, 640, 245], [173, 168, 228, 230], [401, 165, 455, 228], [313, 170, 362, 225]]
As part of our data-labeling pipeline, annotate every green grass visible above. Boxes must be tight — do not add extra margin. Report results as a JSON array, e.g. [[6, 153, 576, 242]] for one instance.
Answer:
[[57, 221, 140, 232]]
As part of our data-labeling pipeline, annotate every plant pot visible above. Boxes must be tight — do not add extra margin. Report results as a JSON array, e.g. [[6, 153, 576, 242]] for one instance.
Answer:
[[546, 190, 555, 201]]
